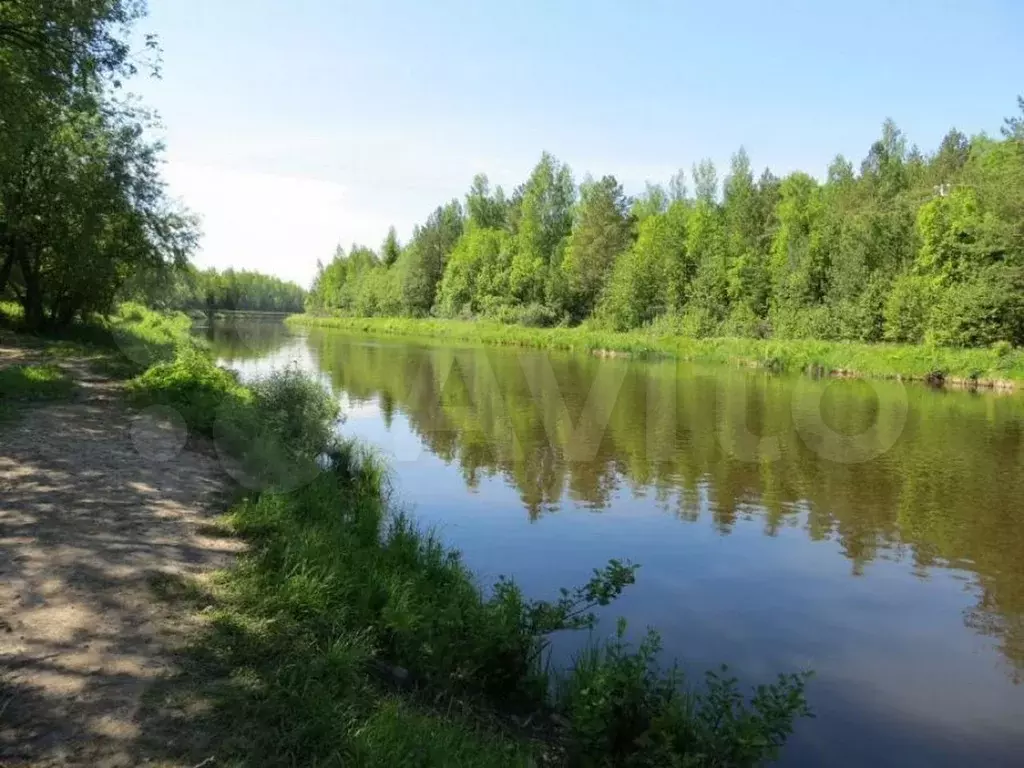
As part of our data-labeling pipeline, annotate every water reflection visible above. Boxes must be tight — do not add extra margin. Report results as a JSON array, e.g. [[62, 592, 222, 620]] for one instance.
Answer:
[[297, 331, 1024, 679], [201, 316, 297, 362], [209, 321, 1024, 766]]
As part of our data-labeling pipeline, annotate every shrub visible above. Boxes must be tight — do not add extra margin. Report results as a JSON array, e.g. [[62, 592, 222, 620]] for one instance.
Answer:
[[680, 307, 721, 338], [924, 266, 1024, 347], [492, 302, 562, 328], [248, 366, 340, 459], [992, 340, 1013, 357], [558, 621, 812, 767], [108, 302, 197, 369], [132, 354, 342, 490], [883, 273, 936, 343], [128, 347, 248, 434], [720, 304, 768, 339], [828, 276, 888, 342]]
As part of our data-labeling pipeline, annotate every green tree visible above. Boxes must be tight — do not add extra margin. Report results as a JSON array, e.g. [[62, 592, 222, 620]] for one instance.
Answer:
[[509, 153, 575, 304], [465, 173, 508, 230], [1002, 95, 1024, 140], [401, 201, 463, 316], [668, 169, 688, 203], [721, 148, 771, 327], [630, 182, 668, 223], [600, 210, 680, 330], [381, 226, 401, 268], [1, 0, 194, 328], [768, 173, 828, 336], [561, 175, 632, 321], [436, 227, 514, 317], [299, 97, 1024, 350], [692, 159, 718, 204]]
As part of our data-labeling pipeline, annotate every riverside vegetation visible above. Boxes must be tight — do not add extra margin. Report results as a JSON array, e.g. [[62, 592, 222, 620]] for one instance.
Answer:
[[3, 300, 813, 765], [287, 314, 1024, 386], [296, 99, 1024, 383]]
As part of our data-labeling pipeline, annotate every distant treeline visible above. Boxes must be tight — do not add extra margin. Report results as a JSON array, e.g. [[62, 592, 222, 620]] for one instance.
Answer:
[[307, 102, 1024, 348], [155, 267, 307, 314]]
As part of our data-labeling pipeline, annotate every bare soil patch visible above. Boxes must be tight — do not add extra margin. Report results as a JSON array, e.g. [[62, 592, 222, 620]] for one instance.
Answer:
[[0, 344, 239, 767]]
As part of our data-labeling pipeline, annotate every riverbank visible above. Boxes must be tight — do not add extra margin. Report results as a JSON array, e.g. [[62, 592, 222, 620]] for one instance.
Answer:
[[2, 306, 812, 766], [287, 315, 1024, 390]]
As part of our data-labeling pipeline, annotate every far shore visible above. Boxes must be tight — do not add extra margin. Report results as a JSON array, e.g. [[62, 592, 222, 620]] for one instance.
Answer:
[[285, 314, 1024, 391]]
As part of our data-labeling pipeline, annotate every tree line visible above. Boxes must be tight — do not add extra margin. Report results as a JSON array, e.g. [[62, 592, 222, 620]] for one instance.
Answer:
[[0, 1, 195, 330], [308, 103, 1024, 348], [150, 266, 307, 314]]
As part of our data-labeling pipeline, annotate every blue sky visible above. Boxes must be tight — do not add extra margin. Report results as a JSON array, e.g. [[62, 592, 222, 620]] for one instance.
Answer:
[[134, 0, 1024, 287]]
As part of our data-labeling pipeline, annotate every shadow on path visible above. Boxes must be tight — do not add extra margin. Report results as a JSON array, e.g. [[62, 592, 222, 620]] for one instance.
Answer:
[[1, 347, 240, 767]]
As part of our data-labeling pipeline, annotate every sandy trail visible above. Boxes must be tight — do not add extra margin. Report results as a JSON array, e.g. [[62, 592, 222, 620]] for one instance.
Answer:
[[0, 346, 239, 767]]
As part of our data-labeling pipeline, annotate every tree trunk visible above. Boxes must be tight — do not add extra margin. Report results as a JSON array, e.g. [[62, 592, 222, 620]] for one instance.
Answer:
[[17, 248, 44, 330], [55, 295, 79, 328], [0, 251, 13, 298]]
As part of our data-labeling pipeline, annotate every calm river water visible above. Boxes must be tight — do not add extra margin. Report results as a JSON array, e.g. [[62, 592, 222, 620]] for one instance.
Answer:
[[207, 319, 1024, 767]]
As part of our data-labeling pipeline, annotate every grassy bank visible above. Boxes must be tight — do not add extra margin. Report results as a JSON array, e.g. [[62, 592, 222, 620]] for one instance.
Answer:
[[288, 314, 1024, 389], [1, 301, 195, 378], [8, 304, 812, 765]]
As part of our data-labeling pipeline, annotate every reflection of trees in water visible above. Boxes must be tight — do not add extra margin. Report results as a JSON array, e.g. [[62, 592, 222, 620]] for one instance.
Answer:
[[205, 318, 296, 362], [305, 330, 1024, 678]]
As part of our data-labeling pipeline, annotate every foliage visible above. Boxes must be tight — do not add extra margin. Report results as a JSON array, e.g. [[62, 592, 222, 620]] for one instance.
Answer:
[[925, 265, 1024, 347], [561, 175, 633, 322], [128, 346, 248, 434], [559, 620, 811, 767], [511, 153, 576, 306], [299, 99, 1024, 353], [381, 225, 402, 268], [401, 202, 465, 316], [599, 206, 682, 331], [151, 266, 307, 314], [882, 273, 936, 343], [0, 1, 196, 330], [436, 227, 514, 318]]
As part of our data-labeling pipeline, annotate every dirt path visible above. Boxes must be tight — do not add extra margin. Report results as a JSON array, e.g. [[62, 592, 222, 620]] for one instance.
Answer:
[[0, 346, 240, 767]]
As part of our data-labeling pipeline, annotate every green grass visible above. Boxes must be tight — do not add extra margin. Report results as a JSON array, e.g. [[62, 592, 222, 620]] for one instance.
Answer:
[[0, 364, 75, 421], [288, 314, 1024, 388], [0, 300, 24, 324], [2, 301, 197, 378], [144, 458, 542, 767]]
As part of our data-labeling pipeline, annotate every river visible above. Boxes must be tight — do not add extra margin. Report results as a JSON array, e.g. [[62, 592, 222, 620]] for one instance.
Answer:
[[205, 318, 1024, 767]]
